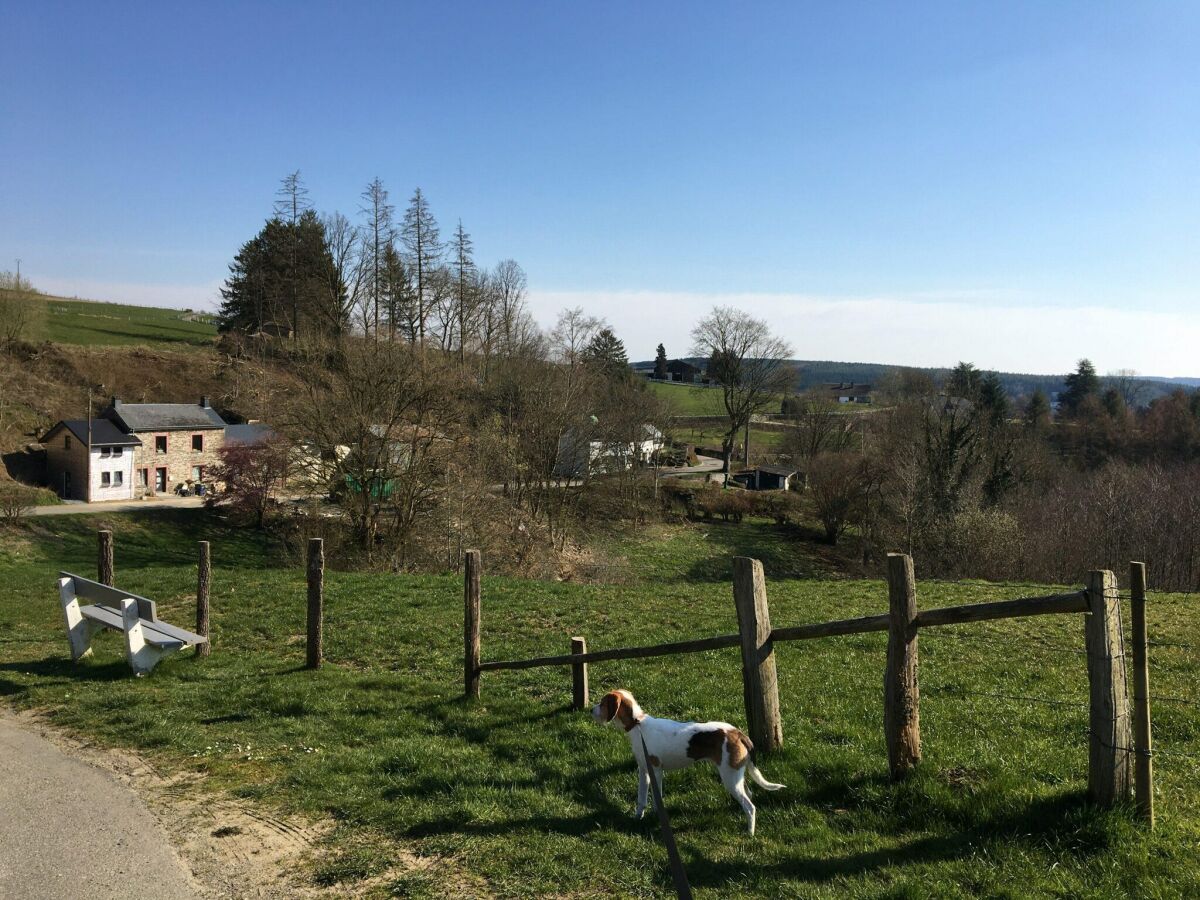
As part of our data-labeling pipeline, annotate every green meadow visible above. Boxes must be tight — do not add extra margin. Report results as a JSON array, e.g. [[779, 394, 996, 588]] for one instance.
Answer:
[[0, 512, 1197, 897]]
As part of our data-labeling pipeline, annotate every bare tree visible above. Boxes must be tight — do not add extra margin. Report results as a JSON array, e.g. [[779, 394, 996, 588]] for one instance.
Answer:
[[689, 306, 794, 475], [0, 270, 40, 345], [401, 188, 442, 347], [1107, 368, 1150, 410], [782, 391, 857, 473], [359, 178, 395, 341], [450, 220, 477, 365]]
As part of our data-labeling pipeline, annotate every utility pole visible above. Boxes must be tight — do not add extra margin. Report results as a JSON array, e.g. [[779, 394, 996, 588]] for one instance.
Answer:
[[15, 259, 20, 286], [86, 395, 92, 503]]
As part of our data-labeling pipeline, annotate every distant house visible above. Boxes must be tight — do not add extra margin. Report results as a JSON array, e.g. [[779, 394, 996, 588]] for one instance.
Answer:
[[555, 423, 665, 477], [667, 360, 704, 384], [40, 419, 141, 501], [731, 464, 800, 491], [823, 382, 873, 404]]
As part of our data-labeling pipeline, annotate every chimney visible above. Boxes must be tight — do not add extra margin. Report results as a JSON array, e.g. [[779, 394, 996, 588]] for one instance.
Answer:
[[200, 396, 210, 408]]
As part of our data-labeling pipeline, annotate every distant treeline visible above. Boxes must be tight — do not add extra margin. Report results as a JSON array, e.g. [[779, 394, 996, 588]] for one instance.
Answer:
[[636, 357, 1195, 406]]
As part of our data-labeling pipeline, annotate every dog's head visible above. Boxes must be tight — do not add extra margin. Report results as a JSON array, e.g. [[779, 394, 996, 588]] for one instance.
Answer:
[[592, 689, 643, 731]]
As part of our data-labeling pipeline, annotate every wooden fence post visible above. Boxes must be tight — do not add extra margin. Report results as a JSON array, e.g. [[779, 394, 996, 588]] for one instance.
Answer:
[[464, 549, 481, 699], [306, 538, 323, 670], [732, 557, 783, 751], [571, 636, 589, 711], [1130, 562, 1153, 826], [195, 540, 211, 658], [97, 530, 114, 586], [884, 553, 921, 779], [1085, 569, 1132, 807]]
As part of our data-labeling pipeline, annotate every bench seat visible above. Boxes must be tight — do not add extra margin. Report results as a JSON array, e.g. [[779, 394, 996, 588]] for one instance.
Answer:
[[79, 605, 189, 650]]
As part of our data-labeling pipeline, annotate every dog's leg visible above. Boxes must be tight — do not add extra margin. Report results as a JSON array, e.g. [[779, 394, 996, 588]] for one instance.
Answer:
[[720, 766, 758, 835], [634, 765, 650, 819]]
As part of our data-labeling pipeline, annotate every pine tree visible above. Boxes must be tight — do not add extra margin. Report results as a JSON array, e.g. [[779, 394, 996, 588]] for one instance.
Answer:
[[654, 343, 668, 379], [1024, 389, 1052, 429], [1062, 359, 1100, 416], [219, 212, 339, 337], [583, 328, 630, 381], [360, 178, 395, 341]]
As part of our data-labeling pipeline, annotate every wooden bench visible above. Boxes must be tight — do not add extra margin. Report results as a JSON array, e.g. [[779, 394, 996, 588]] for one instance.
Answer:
[[58, 572, 207, 675]]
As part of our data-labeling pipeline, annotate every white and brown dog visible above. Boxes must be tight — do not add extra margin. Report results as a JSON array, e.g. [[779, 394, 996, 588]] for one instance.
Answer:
[[593, 688, 784, 835]]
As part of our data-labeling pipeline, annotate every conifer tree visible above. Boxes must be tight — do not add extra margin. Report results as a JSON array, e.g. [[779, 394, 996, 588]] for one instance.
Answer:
[[654, 343, 668, 379]]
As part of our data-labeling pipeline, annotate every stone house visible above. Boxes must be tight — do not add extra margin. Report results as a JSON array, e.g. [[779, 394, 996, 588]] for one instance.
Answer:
[[40, 419, 141, 501], [101, 397, 227, 496]]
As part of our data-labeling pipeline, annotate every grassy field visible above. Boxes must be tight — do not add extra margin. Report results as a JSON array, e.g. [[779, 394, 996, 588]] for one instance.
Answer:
[[647, 381, 735, 416], [7, 290, 218, 347], [1, 512, 1198, 897]]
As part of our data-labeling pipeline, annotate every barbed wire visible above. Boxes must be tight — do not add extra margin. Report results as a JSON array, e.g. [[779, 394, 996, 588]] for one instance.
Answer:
[[1148, 694, 1200, 708], [923, 685, 1087, 709]]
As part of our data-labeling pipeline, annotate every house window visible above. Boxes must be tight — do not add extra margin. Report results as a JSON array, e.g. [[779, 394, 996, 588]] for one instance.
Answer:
[[100, 447, 111, 458], [192, 434, 204, 452], [112, 447, 122, 457], [192, 465, 204, 481], [101, 472, 111, 487], [155, 435, 167, 454], [64, 436, 72, 450], [113, 471, 123, 486]]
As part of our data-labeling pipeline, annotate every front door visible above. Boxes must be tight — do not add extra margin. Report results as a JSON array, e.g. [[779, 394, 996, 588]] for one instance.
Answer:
[[155, 467, 167, 493]]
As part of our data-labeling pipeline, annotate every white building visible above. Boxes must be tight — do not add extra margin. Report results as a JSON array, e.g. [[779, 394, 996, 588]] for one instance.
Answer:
[[554, 423, 665, 477]]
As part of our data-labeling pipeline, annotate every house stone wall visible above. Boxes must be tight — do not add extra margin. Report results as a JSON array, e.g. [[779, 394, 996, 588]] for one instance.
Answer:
[[130, 428, 225, 496], [44, 430, 90, 500]]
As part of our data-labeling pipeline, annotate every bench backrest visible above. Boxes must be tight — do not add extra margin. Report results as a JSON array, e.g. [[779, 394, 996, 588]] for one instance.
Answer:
[[60, 572, 158, 622]]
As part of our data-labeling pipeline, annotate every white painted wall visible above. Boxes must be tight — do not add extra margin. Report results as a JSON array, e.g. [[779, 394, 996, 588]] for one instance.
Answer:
[[88, 446, 135, 501]]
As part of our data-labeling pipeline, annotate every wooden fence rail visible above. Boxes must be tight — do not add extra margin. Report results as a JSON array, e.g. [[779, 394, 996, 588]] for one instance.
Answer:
[[462, 548, 1147, 812]]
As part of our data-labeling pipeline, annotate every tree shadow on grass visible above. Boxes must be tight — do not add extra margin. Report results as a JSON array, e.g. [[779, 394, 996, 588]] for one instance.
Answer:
[[683, 788, 1104, 888], [682, 520, 841, 583]]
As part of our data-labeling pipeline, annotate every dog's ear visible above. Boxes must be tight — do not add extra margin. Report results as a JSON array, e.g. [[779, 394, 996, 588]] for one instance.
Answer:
[[600, 691, 621, 723]]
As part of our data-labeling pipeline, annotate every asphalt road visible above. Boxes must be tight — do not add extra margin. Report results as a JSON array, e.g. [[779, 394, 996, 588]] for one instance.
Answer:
[[0, 715, 200, 899]]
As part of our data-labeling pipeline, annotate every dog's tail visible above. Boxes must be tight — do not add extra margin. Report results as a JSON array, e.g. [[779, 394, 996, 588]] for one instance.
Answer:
[[746, 758, 785, 791]]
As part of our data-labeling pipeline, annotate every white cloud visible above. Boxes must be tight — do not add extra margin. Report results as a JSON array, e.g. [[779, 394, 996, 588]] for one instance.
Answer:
[[527, 290, 1198, 378]]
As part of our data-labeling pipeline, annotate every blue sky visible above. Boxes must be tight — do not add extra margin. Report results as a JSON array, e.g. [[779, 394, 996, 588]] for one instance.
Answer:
[[2, 2, 1198, 374]]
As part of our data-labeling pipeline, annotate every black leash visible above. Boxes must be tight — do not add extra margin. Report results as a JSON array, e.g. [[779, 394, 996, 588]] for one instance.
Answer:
[[637, 727, 694, 900]]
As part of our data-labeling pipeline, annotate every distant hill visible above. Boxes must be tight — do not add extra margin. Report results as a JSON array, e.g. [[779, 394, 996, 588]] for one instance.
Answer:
[[0, 288, 217, 349], [635, 357, 1196, 406]]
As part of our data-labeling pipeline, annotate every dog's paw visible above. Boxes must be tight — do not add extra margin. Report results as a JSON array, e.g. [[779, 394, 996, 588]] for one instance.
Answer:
[[633, 806, 646, 820]]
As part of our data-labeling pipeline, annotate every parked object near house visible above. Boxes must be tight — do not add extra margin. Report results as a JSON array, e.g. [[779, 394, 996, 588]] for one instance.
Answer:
[[823, 382, 873, 404], [731, 464, 800, 491], [40, 419, 141, 501], [43, 397, 227, 501], [223, 421, 277, 448], [555, 423, 666, 477]]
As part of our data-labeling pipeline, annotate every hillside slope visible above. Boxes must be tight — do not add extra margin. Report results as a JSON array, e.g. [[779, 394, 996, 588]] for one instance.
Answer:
[[1, 288, 217, 348]]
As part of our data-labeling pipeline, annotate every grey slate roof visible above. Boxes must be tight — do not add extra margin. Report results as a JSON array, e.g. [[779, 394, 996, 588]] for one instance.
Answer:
[[223, 423, 276, 447], [105, 399, 226, 432], [43, 419, 142, 447]]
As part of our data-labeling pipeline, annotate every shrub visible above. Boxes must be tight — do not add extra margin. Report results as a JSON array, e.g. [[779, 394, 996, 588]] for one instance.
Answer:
[[0, 480, 40, 524]]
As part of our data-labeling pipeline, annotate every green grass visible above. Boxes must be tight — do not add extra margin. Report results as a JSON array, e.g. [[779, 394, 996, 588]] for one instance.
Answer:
[[16, 291, 217, 347], [648, 380, 735, 416], [1, 513, 1198, 898]]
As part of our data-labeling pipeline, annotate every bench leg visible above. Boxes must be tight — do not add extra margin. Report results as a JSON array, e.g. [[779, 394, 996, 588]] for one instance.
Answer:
[[59, 577, 101, 661], [119, 598, 174, 675]]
